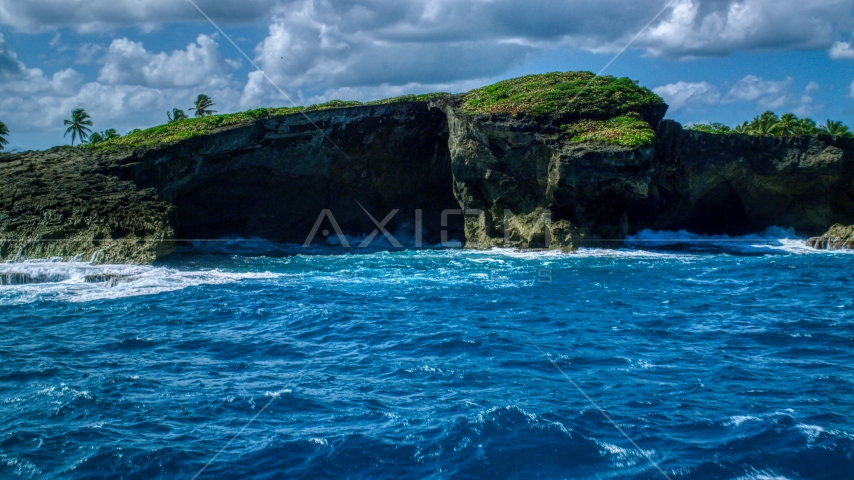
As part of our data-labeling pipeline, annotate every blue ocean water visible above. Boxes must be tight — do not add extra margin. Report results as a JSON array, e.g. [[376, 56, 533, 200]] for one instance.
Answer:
[[1, 229, 853, 479]]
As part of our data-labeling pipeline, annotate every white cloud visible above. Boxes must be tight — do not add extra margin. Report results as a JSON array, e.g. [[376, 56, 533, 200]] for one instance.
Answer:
[[0, 0, 279, 33], [241, 0, 534, 106], [639, 0, 851, 59], [0, 33, 245, 145], [655, 75, 821, 114], [724, 75, 792, 109], [830, 40, 854, 59], [0, 0, 851, 60], [77, 43, 106, 64], [653, 81, 721, 111], [98, 34, 240, 89], [235, 0, 854, 104], [791, 81, 820, 116]]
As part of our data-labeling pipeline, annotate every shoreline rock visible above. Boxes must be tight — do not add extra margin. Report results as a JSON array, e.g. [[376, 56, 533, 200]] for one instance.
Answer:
[[808, 224, 854, 250]]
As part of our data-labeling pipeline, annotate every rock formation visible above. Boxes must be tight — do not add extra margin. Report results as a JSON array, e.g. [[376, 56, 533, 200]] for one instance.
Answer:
[[438, 96, 661, 249], [2, 73, 853, 264], [808, 224, 854, 250], [1, 102, 463, 263], [648, 122, 854, 237], [0, 148, 175, 264]]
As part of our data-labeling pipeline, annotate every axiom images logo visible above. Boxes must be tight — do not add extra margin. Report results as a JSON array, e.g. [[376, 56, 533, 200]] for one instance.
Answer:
[[303, 202, 553, 248]]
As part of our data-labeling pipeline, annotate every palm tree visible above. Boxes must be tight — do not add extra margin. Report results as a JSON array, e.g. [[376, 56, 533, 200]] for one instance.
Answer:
[[733, 121, 750, 134], [87, 128, 120, 144], [190, 95, 216, 118], [64, 108, 93, 146], [747, 111, 779, 136], [770, 113, 799, 136], [88, 131, 105, 144], [0, 121, 8, 151], [817, 120, 852, 137], [167, 108, 188, 123], [792, 118, 817, 136]]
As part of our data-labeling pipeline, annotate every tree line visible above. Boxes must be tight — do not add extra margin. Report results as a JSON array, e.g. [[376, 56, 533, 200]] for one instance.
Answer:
[[0, 94, 217, 150], [689, 111, 853, 138]]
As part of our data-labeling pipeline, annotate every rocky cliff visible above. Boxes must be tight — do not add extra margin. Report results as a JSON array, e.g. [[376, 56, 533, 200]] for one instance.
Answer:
[[1, 102, 464, 263], [438, 100, 854, 249], [0, 148, 175, 264], [3, 77, 854, 264], [648, 122, 854, 236], [439, 96, 660, 249]]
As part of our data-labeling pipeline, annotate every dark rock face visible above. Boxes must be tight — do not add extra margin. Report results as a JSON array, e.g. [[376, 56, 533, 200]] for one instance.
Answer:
[[440, 108, 854, 249], [3, 101, 854, 264], [0, 102, 464, 263], [115, 102, 464, 245], [645, 121, 854, 237], [808, 224, 854, 250]]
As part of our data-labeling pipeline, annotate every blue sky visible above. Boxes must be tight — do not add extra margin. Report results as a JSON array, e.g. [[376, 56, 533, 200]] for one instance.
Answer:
[[0, 0, 853, 151]]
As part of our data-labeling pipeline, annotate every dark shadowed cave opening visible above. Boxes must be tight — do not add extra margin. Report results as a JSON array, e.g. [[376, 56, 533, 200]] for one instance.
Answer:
[[675, 181, 752, 235]]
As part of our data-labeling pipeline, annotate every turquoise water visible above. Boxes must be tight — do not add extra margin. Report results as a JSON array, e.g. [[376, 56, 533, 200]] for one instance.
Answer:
[[1, 230, 853, 479]]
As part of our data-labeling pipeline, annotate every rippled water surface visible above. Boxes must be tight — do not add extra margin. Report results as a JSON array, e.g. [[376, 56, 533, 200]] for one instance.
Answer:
[[1, 231, 853, 479]]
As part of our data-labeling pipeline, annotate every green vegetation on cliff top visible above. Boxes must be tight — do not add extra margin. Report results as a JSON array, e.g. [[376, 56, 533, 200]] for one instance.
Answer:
[[562, 114, 656, 147], [461, 71, 665, 119], [688, 111, 853, 138], [85, 71, 667, 151], [86, 93, 449, 151]]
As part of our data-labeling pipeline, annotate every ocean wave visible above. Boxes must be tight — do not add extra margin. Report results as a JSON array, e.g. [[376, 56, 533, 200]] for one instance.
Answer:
[[625, 227, 831, 255], [0, 260, 279, 304]]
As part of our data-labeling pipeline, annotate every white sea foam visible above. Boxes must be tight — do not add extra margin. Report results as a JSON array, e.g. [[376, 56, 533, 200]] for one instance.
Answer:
[[0, 260, 279, 305], [734, 472, 791, 480], [724, 415, 761, 427], [796, 423, 825, 443], [625, 227, 843, 255], [264, 388, 293, 399]]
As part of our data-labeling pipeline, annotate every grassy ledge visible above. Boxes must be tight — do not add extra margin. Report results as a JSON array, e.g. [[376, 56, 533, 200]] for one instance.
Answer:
[[86, 93, 450, 151], [462, 71, 664, 147], [562, 114, 656, 147], [461, 71, 664, 119]]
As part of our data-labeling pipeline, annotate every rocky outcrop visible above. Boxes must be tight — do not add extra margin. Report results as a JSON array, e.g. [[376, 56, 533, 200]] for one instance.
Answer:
[[110, 101, 463, 245], [439, 96, 660, 249], [808, 224, 854, 250], [646, 121, 854, 237], [439, 102, 854, 249], [3, 98, 854, 264], [1, 102, 463, 263], [0, 148, 175, 264]]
